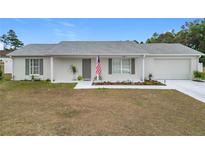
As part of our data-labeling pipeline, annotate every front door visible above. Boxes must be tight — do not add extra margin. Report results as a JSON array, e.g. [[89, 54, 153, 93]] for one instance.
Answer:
[[82, 59, 91, 80]]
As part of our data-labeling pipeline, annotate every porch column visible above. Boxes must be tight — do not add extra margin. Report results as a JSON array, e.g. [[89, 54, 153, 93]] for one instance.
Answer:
[[142, 55, 145, 82], [50, 56, 53, 83]]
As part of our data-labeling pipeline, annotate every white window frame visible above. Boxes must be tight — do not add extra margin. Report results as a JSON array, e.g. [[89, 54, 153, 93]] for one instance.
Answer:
[[29, 59, 41, 75], [112, 58, 131, 74]]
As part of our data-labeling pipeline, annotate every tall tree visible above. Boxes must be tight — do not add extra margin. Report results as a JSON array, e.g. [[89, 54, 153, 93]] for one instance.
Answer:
[[0, 29, 24, 51], [146, 19, 205, 65], [0, 34, 9, 49]]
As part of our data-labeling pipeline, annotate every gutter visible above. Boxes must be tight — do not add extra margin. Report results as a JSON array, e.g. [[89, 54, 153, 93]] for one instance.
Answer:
[[8, 53, 203, 57]]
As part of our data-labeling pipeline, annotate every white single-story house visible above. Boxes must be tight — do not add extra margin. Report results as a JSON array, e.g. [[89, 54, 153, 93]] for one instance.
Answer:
[[8, 41, 203, 83], [0, 58, 13, 74]]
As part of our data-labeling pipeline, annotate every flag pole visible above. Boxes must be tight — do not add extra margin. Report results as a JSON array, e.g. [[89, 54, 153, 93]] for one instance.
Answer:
[[96, 56, 101, 81]]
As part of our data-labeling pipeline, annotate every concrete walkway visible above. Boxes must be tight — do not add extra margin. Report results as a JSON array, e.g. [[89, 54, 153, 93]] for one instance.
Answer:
[[74, 81, 93, 89], [74, 81, 172, 89]]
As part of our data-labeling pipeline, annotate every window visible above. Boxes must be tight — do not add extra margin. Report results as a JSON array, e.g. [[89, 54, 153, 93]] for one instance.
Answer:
[[32, 59, 40, 74], [26, 59, 43, 75], [112, 58, 131, 74], [112, 59, 121, 74], [122, 59, 131, 74]]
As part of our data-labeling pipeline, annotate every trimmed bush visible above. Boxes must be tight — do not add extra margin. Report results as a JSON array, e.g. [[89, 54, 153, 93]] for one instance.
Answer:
[[193, 71, 205, 80], [46, 79, 51, 82], [77, 75, 83, 81], [0, 69, 3, 80], [3, 73, 12, 81]]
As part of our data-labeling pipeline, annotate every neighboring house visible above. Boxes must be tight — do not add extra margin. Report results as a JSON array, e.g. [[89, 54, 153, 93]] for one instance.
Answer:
[[8, 41, 203, 83], [0, 50, 10, 57], [0, 50, 13, 74]]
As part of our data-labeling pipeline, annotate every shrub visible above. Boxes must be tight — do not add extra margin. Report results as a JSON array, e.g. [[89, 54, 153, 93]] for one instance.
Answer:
[[31, 75, 35, 81], [193, 71, 205, 79], [46, 78, 51, 82], [3, 73, 12, 81], [0, 69, 3, 80], [77, 75, 83, 81], [148, 73, 153, 80], [143, 80, 164, 85]]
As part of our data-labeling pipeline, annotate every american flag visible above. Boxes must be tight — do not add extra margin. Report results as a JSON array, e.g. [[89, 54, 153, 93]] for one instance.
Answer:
[[96, 56, 102, 76]]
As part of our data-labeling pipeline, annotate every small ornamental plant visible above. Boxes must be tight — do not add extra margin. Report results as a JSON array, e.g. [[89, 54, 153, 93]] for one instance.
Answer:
[[77, 75, 83, 81], [148, 73, 153, 81], [70, 65, 77, 80], [31, 75, 35, 81], [70, 65, 77, 74], [94, 75, 102, 81]]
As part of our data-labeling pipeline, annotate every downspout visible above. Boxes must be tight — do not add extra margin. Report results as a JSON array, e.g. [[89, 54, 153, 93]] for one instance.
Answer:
[[50, 56, 54, 83], [142, 54, 145, 82]]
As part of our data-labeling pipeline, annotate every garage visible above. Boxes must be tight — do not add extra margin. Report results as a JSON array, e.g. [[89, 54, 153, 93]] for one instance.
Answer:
[[154, 58, 191, 79]]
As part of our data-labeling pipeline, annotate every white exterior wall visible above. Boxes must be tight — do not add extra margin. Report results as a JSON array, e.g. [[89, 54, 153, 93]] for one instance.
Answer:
[[12, 55, 200, 82], [198, 62, 203, 72], [0, 58, 13, 74], [191, 57, 200, 75], [53, 57, 141, 82], [53, 57, 83, 82], [13, 57, 50, 80], [145, 56, 199, 80]]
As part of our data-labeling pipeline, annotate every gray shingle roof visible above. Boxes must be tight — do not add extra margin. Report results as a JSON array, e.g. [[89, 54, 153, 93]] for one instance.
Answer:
[[9, 44, 56, 56], [8, 41, 203, 56], [137, 43, 203, 55]]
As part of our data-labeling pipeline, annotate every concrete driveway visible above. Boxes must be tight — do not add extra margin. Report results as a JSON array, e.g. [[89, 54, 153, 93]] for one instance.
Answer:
[[166, 80, 205, 103]]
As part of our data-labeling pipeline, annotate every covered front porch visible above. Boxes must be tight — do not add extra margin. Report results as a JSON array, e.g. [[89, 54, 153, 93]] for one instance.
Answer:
[[49, 55, 146, 83]]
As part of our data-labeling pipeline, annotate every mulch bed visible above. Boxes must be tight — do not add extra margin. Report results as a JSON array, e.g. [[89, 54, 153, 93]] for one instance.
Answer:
[[93, 80, 165, 86]]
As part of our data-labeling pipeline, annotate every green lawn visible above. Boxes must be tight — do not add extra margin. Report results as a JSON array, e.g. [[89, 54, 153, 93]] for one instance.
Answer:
[[0, 80, 205, 135]]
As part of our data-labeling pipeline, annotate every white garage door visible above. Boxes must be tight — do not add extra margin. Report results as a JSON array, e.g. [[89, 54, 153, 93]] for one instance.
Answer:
[[154, 58, 191, 79]]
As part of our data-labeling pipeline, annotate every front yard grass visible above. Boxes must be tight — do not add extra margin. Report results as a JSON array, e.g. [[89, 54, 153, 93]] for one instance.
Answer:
[[0, 81, 205, 135]]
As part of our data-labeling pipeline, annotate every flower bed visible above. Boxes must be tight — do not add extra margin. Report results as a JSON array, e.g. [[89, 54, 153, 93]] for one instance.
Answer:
[[93, 80, 165, 86]]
